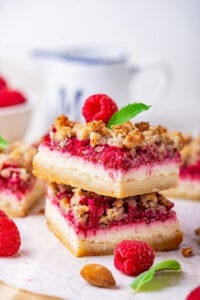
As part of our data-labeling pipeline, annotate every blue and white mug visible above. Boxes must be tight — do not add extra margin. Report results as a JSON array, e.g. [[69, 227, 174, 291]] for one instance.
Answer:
[[33, 45, 172, 126]]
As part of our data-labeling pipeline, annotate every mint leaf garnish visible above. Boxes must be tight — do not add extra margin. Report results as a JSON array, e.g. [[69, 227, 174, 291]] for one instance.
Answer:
[[130, 259, 181, 292], [0, 136, 9, 149], [107, 103, 151, 129]]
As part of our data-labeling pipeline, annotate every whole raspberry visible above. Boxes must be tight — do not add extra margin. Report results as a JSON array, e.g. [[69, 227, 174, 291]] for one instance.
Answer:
[[0, 76, 7, 91], [82, 94, 118, 124], [0, 90, 27, 107], [186, 286, 200, 300], [0, 210, 21, 256], [114, 240, 155, 276]]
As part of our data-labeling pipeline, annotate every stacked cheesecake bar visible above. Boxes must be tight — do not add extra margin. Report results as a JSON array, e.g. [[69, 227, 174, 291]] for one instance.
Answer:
[[0, 142, 45, 217], [164, 135, 200, 200], [33, 115, 184, 256]]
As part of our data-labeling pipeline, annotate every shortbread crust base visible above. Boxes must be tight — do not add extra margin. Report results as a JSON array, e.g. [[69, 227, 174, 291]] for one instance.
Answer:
[[45, 198, 183, 257], [164, 179, 200, 200]]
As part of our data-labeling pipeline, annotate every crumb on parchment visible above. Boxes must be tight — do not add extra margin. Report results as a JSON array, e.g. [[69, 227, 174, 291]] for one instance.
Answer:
[[194, 227, 200, 236], [181, 247, 193, 257]]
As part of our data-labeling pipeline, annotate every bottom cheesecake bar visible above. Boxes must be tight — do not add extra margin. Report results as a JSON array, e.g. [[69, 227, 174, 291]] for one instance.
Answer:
[[46, 183, 183, 256]]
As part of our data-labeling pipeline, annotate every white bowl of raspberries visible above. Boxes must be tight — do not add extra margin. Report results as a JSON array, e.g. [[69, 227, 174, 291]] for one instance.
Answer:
[[0, 76, 35, 142]]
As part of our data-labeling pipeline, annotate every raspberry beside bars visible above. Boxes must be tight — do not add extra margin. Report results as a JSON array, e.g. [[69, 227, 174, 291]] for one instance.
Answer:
[[46, 183, 182, 256], [0, 142, 45, 217], [164, 135, 200, 200], [33, 115, 184, 198]]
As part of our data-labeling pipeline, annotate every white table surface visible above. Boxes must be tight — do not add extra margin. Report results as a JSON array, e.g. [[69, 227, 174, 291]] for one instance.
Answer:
[[0, 199, 199, 300]]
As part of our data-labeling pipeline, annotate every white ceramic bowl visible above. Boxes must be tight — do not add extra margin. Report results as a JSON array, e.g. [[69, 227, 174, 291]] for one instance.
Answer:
[[0, 96, 35, 142]]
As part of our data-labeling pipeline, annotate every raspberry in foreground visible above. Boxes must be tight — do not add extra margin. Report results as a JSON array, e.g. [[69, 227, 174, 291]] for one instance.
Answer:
[[0, 210, 21, 256], [0, 90, 27, 107], [186, 286, 200, 300], [114, 240, 155, 276], [0, 76, 7, 91], [82, 94, 118, 124]]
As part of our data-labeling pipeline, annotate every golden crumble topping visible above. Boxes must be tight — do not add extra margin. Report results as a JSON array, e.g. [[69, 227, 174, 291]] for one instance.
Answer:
[[54, 115, 74, 128], [140, 193, 158, 208], [123, 128, 145, 148], [0, 142, 36, 171], [181, 135, 200, 165], [0, 142, 37, 181], [135, 122, 150, 132], [50, 115, 185, 152], [51, 115, 75, 142], [49, 184, 174, 227]]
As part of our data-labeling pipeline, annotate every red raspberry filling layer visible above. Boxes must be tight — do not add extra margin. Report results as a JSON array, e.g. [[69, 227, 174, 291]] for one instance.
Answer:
[[180, 161, 200, 181], [50, 189, 175, 236], [43, 135, 180, 171], [0, 164, 32, 200]]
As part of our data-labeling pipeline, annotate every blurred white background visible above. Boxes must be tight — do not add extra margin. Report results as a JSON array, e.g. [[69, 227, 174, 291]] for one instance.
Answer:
[[0, 0, 199, 137]]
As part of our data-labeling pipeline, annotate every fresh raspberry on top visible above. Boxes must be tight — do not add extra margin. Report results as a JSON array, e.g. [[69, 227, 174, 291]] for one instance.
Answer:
[[186, 286, 200, 300], [0, 76, 7, 91], [0, 90, 27, 107], [82, 94, 118, 124], [0, 210, 21, 256], [114, 240, 155, 276]]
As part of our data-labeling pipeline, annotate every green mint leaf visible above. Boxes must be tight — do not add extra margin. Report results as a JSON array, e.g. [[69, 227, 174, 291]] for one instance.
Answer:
[[130, 259, 181, 292], [0, 136, 9, 150], [107, 103, 151, 129]]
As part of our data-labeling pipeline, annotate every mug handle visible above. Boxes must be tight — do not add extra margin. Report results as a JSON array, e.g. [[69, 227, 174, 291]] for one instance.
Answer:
[[130, 59, 173, 103]]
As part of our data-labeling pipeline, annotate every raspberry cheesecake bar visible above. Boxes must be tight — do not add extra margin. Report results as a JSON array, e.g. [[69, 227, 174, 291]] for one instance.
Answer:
[[46, 183, 183, 256], [33, 115, 184, 198], [0, 142, 45, 217], [165, 135, 200, 200]]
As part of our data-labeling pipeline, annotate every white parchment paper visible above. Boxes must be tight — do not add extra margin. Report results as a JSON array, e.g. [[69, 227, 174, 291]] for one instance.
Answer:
[[0, 199, 199, 300]]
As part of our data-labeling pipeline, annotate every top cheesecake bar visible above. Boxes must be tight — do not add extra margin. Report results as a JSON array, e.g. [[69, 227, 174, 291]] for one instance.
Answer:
[[33, 115, 184, 198]]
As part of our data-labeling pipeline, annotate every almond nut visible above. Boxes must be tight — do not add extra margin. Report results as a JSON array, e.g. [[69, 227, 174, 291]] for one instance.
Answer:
[[80, 263, 116, 288]]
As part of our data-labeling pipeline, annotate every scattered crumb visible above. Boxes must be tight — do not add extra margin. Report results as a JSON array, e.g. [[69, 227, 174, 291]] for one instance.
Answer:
[[181, 247, 193, 257], [196, 239, 200, 245], [194, 227, 200, 236], [36, 208, 45, 215]]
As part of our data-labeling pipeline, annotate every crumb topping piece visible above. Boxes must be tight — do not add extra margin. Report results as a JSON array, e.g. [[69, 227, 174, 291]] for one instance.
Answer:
[[195, 227, 200, 235], [181, 247, 193, 257], [49, 115, 185, 152], [181, 135, 200, 165], [0, 142, 37, 182]]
